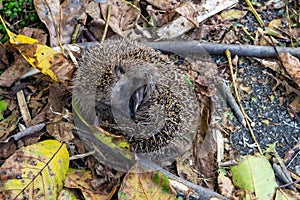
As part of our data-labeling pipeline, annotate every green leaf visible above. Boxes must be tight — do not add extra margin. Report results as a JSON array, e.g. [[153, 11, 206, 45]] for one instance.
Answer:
[[230, 154, 277, 200], [0, 100, 7, 120]]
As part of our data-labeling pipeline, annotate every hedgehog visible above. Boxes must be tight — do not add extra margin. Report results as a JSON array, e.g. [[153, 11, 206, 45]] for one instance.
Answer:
[[72, 38, 200, 163]]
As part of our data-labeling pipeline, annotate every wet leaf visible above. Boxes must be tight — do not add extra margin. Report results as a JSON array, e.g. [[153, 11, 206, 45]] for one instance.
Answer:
[[230, 154, 277, 199], [118, 163, 176, 200], [0, 140, 69, 199], [0, 16, 74, 83]]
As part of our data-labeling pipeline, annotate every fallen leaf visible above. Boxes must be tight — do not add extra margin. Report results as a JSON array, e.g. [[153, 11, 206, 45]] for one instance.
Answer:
[[34, 0, 88, 47], [100, 0, 140, 36], [220, 9, 248, 21], [275, 188, 300, 200], [287, 96, 300, 118], [146, 0, 183, 11], [218, 170, 234, 198], [46, 122, 74, 142], [284, 140, 300, 161], [230, 154, 277, 199], [0, 140, 69, 199], [118, 163, 176, 200], [278, 52, 300, 87], [58, 188, 79, 199], [268, 19, 282, 30], [0, 16, 74, 83], [156, 0, 238, 39], [64, 168, 116, 200]]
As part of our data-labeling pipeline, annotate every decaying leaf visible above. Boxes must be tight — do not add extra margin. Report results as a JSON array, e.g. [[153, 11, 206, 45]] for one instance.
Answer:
[[118, 163, 176, 200], [218, 170, 234, 198], [156, 0, 238, 39], [64, 168, 117, 200], [146, 0, 183, 11], [100, 0, 140, 36], [278, 52, 300, 87], [275, 188, 300, 200], [0, 16, 74, 83], [46, 122, 74, 142], [34, 0, 88, 47], [0, 140, 69, 199]]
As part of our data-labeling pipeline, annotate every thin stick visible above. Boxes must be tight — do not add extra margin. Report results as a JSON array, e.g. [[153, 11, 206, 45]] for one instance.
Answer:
[[225, 49, 263, 155], [146, 41, 300, 59], [245, 0, 265, 27], [16, 89, 31, 127], [101, 5, 111, 43]]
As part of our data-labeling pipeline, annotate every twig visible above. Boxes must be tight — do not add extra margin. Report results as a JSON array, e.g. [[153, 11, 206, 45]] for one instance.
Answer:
[[71, 24, 81, 44], [215, 81, 246, 127], [245, 0, 265, 27], [146, 41, 300, 58], [101, 5, 111, 43], [4, 123, 45, 142], [16, 89, 31, 127], [225, 49, 263, 155]]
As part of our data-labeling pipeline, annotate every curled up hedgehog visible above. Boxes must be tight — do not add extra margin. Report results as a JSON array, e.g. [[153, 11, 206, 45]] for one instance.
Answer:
[[72, 38, 200, 170]]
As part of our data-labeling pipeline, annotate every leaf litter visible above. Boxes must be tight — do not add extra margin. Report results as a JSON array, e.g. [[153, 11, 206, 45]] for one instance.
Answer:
[[0, 0, 299, 199]]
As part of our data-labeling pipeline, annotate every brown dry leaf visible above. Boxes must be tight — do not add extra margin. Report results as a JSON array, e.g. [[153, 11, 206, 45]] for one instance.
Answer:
[[86, 1, 101, 19], [275, 188, 300, 199], [157, 0, 238, 39], [220, 9, 248, 21], [268, 19, 282, 30], [100, 0, 140, 36], [146, 5, 178, 27], [34, 0, 88, 47], [0, 43, 8, 69], [0, 54, 31, 87], [0, 141, 16, 159], [278, 52, 300, 87], [257, 58, 290, 79], [218, 171, 234, 198], [146, 0, 183, 11], [46, 122, 74, 142], [284, 140, 300, 161], [175, 1, 203, 26], [64, 168, 116, 200], [118, 163, 176, 200], [176, 152, 199, 185], [287, 96, 300, 116]]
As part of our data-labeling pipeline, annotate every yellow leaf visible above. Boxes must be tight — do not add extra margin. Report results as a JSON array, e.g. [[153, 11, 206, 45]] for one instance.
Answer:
[[0, 16, 74, 82], [0, 140, 69, 199]]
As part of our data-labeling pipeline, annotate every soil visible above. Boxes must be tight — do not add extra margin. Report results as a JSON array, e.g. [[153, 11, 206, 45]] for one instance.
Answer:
[[229, 59, 300, 171]]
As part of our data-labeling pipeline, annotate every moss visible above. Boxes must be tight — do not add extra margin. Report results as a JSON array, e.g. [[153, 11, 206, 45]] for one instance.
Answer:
[[0, 0, 42, 43]]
